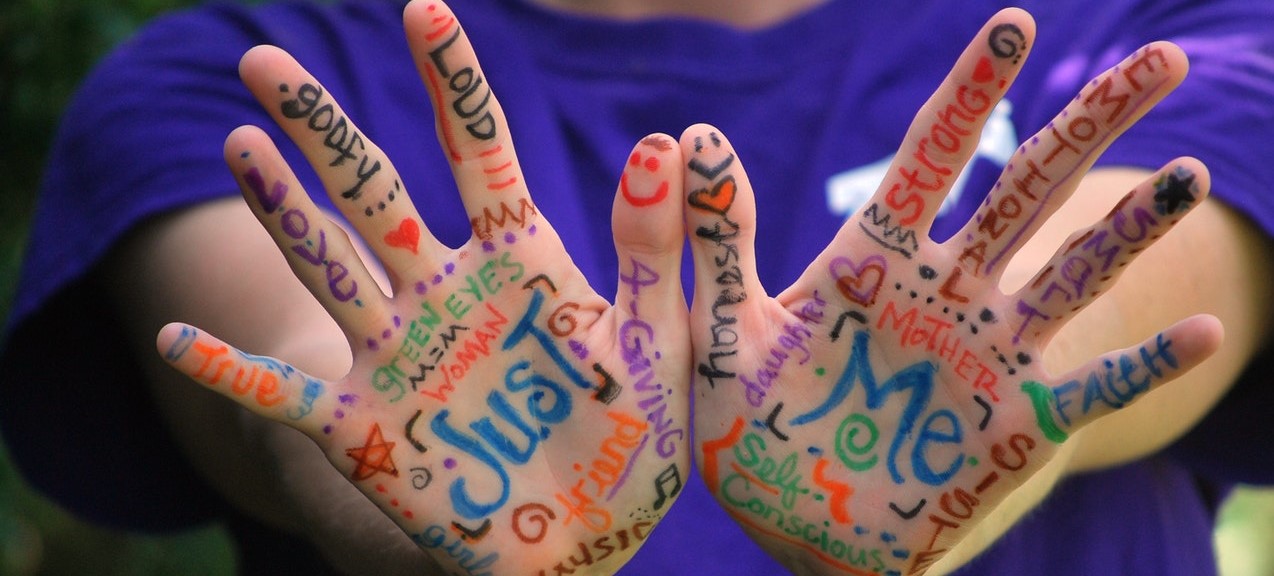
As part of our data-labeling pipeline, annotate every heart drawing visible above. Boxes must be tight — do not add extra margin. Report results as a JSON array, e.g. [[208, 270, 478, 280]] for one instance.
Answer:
[[688, 175, 737, 216], [384, 218, 421, 255], [972, 55, 995, 84], [830, 254, 888, 307]]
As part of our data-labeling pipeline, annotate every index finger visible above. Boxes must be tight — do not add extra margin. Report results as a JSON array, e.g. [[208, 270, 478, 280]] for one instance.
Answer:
[[238, 45, 444, 284]]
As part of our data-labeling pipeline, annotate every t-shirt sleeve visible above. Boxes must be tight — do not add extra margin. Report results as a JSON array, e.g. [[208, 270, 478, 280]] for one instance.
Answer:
[[1086, 2, 1274, 485], [0, 4, 289, 530], [1093, 3, 1274, 238]]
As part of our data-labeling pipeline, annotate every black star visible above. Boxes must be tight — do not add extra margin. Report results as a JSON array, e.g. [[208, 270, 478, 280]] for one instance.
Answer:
[[1154, 171, 1196, 215]]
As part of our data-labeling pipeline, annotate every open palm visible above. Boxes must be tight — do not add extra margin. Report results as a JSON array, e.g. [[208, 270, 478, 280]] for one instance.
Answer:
[[157, 2, 689, 573], [685, 9, 1221, 576]]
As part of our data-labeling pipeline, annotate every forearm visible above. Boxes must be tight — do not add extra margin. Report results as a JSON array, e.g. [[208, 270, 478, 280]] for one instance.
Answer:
[[106, 198, 436, 574]]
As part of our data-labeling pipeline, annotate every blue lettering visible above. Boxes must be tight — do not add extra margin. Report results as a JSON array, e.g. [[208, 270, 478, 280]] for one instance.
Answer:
[[790, 330, 938, 485]]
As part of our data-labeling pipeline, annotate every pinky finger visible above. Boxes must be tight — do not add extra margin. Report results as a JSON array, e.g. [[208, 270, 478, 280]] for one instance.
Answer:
[[1007, 158, 1209, 345], [1018, 313, 1223, 444], [157, 322, 341, 440]]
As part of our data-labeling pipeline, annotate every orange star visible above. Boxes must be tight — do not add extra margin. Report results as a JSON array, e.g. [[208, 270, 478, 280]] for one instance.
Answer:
[[346, 423, 399, 481]]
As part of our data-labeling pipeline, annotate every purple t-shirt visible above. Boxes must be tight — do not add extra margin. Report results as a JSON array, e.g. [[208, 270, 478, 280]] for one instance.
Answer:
[[4, 0, 1273, 574]]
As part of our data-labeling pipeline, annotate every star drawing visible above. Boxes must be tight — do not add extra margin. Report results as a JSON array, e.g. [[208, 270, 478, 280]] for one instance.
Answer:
[[1153, 169, 1196, 215], [346, 423, 399, 481]]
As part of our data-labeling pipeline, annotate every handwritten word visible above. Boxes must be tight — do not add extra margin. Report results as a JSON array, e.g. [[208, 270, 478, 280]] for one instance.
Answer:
[[909, 433, 1036, 575], [188, 341, 285, 407], [791, 331, 966, 487], [177, 340, 325, 421], [469, 198, 538, 241], [555, 411, 649, 533], [278, 82, 380, 202], [426, 26, 496, 142], [442, 251, 526, 320], [962, 46, 1172, 276], [690, 132, 744, 390], [709, 427, 873, 570], [430, 355, 576, 518], [876, 301, 999, 401], [371, 252, 524, 401], [882, 60, 994, 226], [412, 524, 498, 576], [372, 302, 450, 400], [372, 300, 457, 402], [423, 304, 509, 403], [1023, 333, 1176, 443], [274, 202, 359, 303], [1008, 167, 1195, 343], [719, 465, 886, 576], [794, 291, 829, 325], [533, 522, 653, 576], [741, 322, 814, 408], [620, 314, 684, 458], [731, 432, 810, 510], [429, 290, 603, 519]]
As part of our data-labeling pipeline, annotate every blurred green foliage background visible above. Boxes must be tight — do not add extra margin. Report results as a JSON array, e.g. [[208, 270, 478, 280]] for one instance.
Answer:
[[1, 1, 239, 573], [0, 1, 1270, 574]]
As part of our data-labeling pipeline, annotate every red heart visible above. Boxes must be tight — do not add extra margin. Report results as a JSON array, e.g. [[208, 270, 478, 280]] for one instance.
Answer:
[[973, 56, 995, 84], [688, 175, 737, 215], [384, 218, 420, 254], [830, 255, 887, 307]]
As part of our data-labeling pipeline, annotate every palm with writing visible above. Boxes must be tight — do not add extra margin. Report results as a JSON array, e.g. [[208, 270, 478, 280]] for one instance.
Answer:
[[686, 9, 1221, 576], [156, 1, 689, 573]]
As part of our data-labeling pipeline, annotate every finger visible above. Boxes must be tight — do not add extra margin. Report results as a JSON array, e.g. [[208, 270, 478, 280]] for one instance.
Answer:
[[156, 323, 346, 440], [681, 124, 766, 393], [402, 0, 541, 250], [238, 45, 440, 285], [225, 125, 392, 336], [857, 8, 1034, 238], [1008, 159, 1209, 345], [611, 134, 691, 432], [1018, 314, 1222, 444], [949, 42, 1189, 280], [613, 134, 688, 325]]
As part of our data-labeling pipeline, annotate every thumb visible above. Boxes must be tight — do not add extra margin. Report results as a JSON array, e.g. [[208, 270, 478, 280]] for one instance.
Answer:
[[680, 124, 766, 392], [612, 133, 689, 329]]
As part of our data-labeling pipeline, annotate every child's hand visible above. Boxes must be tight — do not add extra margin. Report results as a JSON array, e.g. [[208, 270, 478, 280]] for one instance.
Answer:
[[157, 2, 690, 573], [685, 9, 1221, 575]]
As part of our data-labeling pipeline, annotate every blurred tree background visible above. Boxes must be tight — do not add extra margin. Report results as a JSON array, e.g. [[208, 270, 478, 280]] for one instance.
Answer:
[[1, 1, 238, 573], [0, 1, 1271, 575]]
